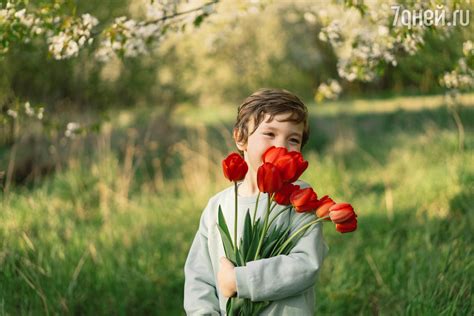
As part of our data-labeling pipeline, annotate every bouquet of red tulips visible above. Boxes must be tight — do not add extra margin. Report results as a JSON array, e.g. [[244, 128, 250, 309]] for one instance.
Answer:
[[220, 147, 357, 315]]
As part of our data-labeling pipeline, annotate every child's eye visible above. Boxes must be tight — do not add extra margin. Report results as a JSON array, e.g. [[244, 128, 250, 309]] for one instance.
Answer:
[[289, 138, 300, 144], [263, 132, 275, 137]]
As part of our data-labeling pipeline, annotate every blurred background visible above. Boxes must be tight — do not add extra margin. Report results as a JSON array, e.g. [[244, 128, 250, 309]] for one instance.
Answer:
[[0, 0, 473, 314]]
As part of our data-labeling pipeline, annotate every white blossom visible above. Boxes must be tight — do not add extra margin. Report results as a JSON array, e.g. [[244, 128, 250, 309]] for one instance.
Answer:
[[378, 25, 389, 36], [78, 36, 86, 46], [46, 13, 98, 60], [308, 1, 438, 84], [304, 12, 317, 24], [64, 40, 79, 58], [0, 9, 8, 20], [316, 79, 342, 101], [463, 40, 473, 57], [81, 13, 98, 28], [24, 102, 34, 116], [146, 4, 165, 21], [441, 62, 474, 90], [330, 80, 342, 94], [32, 26, 43, 35], [202, 4, 215, 15], [14, 8, 25, 19], [65, 122, 81, 138], [95, 16, 162, 62], [319, 20, 342, 46], [37, 107, 44, 120], [7, 109, 17, 119]]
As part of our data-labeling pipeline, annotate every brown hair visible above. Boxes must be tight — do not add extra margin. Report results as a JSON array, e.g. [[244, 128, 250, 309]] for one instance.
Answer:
[[234, 88, 310, 148]]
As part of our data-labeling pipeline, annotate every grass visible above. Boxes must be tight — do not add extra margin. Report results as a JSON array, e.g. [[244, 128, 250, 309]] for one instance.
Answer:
[[1, 93, 473, 315]]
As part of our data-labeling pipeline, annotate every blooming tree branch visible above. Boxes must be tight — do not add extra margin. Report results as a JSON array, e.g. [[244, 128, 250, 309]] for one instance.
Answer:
[[0, 0, 219, 133], [0, 0, 219, 61], [309, 0, 471, 101], [1, 0, 471, 131]]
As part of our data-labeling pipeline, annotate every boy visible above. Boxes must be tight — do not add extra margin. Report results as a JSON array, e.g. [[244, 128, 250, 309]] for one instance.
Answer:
[[184, 88, 328, 315]]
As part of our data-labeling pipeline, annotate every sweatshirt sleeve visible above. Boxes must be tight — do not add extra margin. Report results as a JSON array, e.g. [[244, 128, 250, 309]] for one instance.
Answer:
[[184, 203, 220, 315], [234, 216, 328, 302]]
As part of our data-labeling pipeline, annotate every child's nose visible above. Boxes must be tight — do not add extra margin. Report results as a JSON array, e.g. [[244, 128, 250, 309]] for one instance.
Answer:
[[275, 139, 290, 150]]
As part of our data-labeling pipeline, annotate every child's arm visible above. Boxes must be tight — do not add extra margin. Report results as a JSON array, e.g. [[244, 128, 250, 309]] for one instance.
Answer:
[[233, 217, 328, 302], [184, 204, 220, 315]]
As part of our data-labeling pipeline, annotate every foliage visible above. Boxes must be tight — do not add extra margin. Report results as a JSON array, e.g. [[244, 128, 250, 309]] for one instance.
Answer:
[[0, 94, 473, 314], [0, 0, 217, 59], [0, 0, 472, 313], [0, 0, 471, 115]]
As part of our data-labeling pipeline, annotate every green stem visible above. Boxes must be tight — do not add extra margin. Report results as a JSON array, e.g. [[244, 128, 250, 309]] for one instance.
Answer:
[[252, 192, 261, 226], [266, 205, 292, 231], [276, 215, 330, 256], [269, 219, 293, 257], [270, 201, 278, 212], [254, 194, 273, 260], [234, 182, 238, 255]]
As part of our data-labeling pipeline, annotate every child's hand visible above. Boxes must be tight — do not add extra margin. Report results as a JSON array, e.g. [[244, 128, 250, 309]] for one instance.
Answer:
[[218, 257, 237, 298]]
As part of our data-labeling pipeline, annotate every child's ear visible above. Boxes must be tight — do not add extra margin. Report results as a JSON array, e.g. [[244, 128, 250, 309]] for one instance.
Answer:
[[233, 128, 247, 152]]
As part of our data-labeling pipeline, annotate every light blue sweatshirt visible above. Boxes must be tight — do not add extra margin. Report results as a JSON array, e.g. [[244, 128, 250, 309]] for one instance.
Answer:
[[184, 181, 328, 315]]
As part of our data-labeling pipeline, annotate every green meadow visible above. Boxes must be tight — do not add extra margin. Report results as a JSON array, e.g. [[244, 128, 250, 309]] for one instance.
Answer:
[[1, 93, 473, 315]]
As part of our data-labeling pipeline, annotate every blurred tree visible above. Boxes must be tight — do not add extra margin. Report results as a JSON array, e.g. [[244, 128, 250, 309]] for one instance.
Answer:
[[0, 0, 472, 150], [0, 0, 472, 190], [1, 0, 471, 112]]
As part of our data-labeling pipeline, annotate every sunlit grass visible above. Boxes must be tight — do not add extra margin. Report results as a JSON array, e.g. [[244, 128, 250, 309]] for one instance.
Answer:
[[170, 92, 474, 126], [1, 94, 473, 314], [313, 92, 474, 116]]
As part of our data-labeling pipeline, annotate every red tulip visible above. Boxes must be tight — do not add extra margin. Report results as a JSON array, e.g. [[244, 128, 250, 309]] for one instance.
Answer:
[[262, 147, 308, 183], [222, 153, 248, 182], [262, 146, 288, 164], [315, 195, 335, 220], [329, 203, 356, 224], [290, 187, 319, 213], [274, 183, 300, 205], [335, 217, 358, 233], [278, 151, 308, 183], [257, 163, 284, 194]]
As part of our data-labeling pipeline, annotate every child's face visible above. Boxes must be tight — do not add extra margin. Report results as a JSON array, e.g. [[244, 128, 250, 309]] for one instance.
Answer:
[[236, 112, 304, 175]]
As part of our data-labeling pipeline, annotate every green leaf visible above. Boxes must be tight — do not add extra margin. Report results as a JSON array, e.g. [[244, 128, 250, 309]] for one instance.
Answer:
[[246, 218, 263, 262], [217, 205, 236, 263], [267, 224, 279, 241], [226, 297, 233, 316], [161, 24, 169, 35], [241, 209, 252, 260], [193, 13, 209, 27], [261, 238, 278, 258], [229, 298, 270, 315], [218, 224, 236, 263], [227, 297, 246, 315], [262, 221, 295, 258], [270, 225, 292, 257], [253, 301, 271, 314], [279, 240, 296, 256], [236, 246, 244, 266], [218, 205, 232, 241]]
